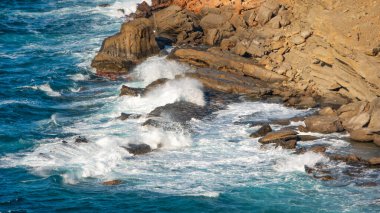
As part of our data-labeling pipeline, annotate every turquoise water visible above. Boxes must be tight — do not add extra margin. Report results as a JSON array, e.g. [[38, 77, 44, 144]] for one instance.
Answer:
[[1, 1, 379, 212]]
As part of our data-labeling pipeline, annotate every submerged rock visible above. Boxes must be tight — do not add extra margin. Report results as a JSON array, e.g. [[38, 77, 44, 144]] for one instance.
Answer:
[[148, 101, 209, 124], [102, 180, 122, 186], [119, 85, 144, 96], [118, 113, 142, 121], [75, 136, 88, 143]]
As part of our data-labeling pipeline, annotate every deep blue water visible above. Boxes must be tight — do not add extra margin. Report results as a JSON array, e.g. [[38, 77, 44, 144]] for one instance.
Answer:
[[1, 1, 380, 212]]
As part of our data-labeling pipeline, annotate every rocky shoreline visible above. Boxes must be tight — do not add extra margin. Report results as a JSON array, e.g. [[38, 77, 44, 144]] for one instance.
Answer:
[[91, 0, 380, 185]]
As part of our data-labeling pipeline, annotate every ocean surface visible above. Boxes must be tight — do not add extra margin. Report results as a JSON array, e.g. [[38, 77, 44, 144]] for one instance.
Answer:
[[0, 0, 379, 212]]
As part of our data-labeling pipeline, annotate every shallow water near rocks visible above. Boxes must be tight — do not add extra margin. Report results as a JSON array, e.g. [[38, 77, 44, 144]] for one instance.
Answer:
[[1, 1, 379, 212]]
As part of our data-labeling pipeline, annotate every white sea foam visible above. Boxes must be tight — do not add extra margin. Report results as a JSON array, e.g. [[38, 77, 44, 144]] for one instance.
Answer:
[[95, 0, 149, 18], [1, 51, 353, 197], [113, 78, 205, 115], [24, 83, 61, 97], [128, 56, 193, 86], [273, 151, 329, 172], [69, 73, 90, 81]]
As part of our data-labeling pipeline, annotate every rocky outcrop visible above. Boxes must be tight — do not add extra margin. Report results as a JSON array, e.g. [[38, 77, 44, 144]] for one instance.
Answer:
[[91, 18, 159, 78]]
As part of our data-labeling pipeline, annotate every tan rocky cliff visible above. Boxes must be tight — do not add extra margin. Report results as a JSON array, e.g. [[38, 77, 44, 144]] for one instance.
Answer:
[[92, 0, 380, 102], [91, 18, 159, 78]]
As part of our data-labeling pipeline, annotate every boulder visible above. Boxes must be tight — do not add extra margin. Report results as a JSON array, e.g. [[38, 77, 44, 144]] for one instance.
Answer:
[[122, 144, 152, 155], [343, 112, 371, 130], [250, 124, 272, 138], [304, 115, 344, 134], [368, 157, 380, 165], [258, 130, 298, 144], [91, 18, 159, 77], [118, 113, 142, 121], [349, 128, 378, 142]]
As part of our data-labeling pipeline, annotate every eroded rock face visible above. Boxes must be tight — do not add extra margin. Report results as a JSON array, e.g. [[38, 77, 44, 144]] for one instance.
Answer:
[[91, 18, 159, 78], [170, 48, 287, 82], [151, 5, 197, 42]]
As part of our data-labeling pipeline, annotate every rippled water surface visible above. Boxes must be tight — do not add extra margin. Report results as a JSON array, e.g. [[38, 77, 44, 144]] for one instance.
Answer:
[[1, 1, 379, 212]]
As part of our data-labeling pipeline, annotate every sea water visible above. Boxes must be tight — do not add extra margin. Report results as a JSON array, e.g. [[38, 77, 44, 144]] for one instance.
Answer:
[[0, 1, 379, 212]]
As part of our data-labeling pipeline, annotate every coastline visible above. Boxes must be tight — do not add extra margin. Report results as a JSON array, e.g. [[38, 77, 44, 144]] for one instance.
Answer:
[[91, 0, 380, 183]]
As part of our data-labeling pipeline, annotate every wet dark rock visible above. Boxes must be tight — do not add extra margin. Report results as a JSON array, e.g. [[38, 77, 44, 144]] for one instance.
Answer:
[[304, 165, 315, 174], [102, 180, 122, 185], [62, 140, 68, 144], [250, 124, 272, 138], [270, 119, 291, 126], [120, 85, 144, 96], [142, 118, 183, 131], [122, 143, 152, 155], [297, 135, 320, 141], [98, 3, 111, 7], [356, 182, 378, 187], [328, 154, 362, 164], [319, 175, 336, 181], [118, 113, 142, 121], [75, 136, 88, 143], [148, 101, 209, 124]]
